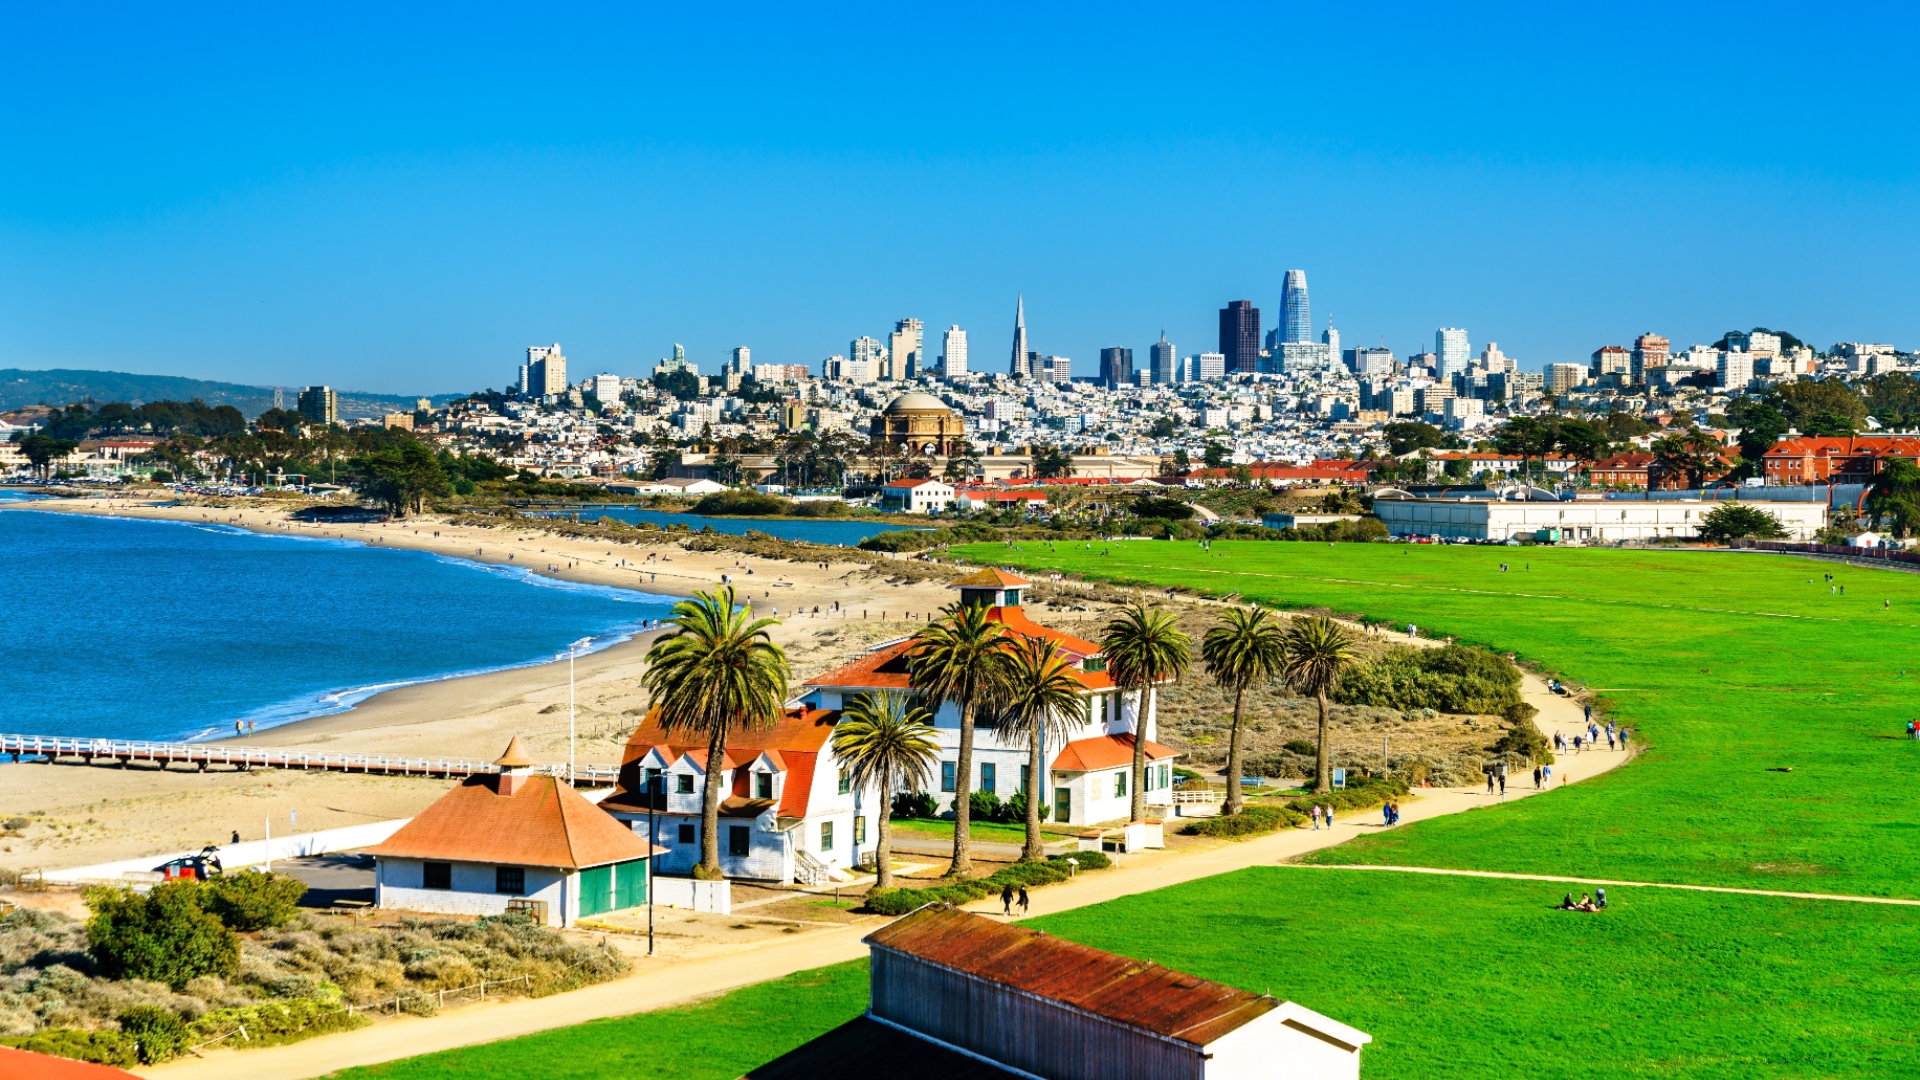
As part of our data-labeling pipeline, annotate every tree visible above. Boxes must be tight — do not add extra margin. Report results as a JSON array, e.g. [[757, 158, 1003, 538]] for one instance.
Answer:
[[1767, 380, 1866, 433], [1866, 458, 1920, 538], [1150, 416, 1177, 439], [1553, 418, 1610, 464], [202, 871, 307, 931], [907, 603, 1013, 877], [993, 635, 1089, 860], [1030, 444, 1072, 479], [642, 585, 789, 879], [352, 436, 451, 515], [1602, 411, 1654, 441], [18, 434, 79, 481], [84, 882, 239, 990], [1726, 399, 1790, 464], [1201, 607, 1290, 814], [1650, 428, 1725, 490], [1100, 602, 1192, 823], [1283, 616, 1356, 794], [1383, 421, 1446, 456], [1861, 372, 1920, 429], [1695, 501, 1788, 543], [1202, 442, 1228, 469], [1492, 417, 1554, 486], [830, 691, 940, 889]]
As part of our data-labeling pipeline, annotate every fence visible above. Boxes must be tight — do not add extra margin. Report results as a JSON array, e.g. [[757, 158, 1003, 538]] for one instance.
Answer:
[[0, 732, 618, 786], [1750, 540, 1920, 565], [346, 974, 535, 1017]]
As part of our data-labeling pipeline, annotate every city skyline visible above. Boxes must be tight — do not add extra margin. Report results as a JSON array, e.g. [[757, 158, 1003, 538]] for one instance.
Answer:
[[3, 5, 1918, 394]]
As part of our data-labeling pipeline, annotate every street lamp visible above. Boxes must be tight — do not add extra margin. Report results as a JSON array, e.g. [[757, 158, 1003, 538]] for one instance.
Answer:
[[568, 637, 592, 783]]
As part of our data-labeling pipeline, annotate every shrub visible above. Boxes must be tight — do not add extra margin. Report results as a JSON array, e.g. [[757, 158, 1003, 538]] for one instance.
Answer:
[[0, 1029, 139, 1068], [891, 791, 938, 820], [1283, 738, 1318, 756], [1334, 645, 1525, 715], [862, 853, 1107, 916], [86, 882, 240, 990], [1492, 718, 1554, 765], [118, 1005, 188, 1064], [204, 871, 308, 932], [967, 790, 1003, 823], [1184, 805, 1307, 838], [1132, 496, 1195, 521], [186, 999, 365, 1048], [691, 490, 794, 517], [1283, 776, 1410, 816], [1002, 791, 1047, 825]]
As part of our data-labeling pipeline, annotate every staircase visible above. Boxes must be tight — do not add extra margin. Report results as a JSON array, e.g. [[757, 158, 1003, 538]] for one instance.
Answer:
[[794, 849, 833, 886]]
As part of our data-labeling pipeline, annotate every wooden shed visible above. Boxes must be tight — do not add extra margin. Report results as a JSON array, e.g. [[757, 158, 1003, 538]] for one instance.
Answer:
[[746, 905, 1370, 1080]]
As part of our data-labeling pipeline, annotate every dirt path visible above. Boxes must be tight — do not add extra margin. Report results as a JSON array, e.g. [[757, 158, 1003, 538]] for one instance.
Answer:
[[139, 672, 1626, 1079]]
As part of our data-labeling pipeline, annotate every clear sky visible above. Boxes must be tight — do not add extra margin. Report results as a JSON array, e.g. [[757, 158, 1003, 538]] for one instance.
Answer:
[[3, 3, 1917, 394]]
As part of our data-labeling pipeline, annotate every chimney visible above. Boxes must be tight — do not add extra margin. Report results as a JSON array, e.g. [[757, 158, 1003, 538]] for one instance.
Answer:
[[493, 734, 538, 796]]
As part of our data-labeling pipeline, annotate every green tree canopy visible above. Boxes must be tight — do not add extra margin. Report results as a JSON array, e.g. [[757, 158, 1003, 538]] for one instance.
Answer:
[[1765, 380, 1867, 433], [1696, 502, 1788, 543], [1865, 458, 1920, 538], [85, 882, 240, 990], [1383, 422, 1445, 456]]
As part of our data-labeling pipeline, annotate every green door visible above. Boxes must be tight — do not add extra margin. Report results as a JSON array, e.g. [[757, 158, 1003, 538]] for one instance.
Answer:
[[577, 863, 614, 918], [613, 859, 648, 910]]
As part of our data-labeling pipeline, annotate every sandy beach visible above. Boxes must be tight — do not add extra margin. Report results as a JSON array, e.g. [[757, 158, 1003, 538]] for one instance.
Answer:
[[2, 496, 962, 874]]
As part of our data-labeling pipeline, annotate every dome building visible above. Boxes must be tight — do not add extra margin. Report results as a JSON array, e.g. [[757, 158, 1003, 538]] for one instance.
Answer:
[[870, 392, 966, 456]]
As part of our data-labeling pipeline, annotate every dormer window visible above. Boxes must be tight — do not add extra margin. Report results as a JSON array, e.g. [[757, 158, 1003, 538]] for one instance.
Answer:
[[677, 773, 695, 794], [1083, 656, 1107, 673], [755, 771, 773, 799]]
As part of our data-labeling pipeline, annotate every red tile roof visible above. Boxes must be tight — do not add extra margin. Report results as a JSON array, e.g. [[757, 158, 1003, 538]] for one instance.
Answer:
[[865, 906, 1275, 1047], [803, 609, 1110, 690], [1049, 732, 1179, 771], [616, 706, 840, 819], [950, 567, 1032, 588], [365, 774, 661, 869]]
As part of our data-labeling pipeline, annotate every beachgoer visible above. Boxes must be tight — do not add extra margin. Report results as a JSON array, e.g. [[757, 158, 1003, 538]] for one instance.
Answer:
[[234, 720, 243, 737], [231, 830, 240, 845], [1561, 893, 1576, 910]]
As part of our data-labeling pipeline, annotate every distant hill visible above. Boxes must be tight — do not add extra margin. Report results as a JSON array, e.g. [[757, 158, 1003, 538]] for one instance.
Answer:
[[0, 368, 462, 420]]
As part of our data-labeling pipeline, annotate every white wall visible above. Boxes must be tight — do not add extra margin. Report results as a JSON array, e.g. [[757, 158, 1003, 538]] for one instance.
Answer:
[[1374, 498, 1827, 542], [650, 876, 731, 914], [45, 818, 410, 884], [375, 857, 570, 926], [1204, 1004, 1369, 1080]]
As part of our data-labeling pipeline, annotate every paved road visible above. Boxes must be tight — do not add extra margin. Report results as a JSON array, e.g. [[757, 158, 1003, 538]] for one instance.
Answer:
[[275, 854, 375, 908]]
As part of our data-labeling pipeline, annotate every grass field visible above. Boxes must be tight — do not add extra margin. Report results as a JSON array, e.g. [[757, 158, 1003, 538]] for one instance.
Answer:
[[956, 540, 1920, 897], [887, 816, 1076, 844], [325, 962, 869, 1080], [328, 869, 1920, 1079]]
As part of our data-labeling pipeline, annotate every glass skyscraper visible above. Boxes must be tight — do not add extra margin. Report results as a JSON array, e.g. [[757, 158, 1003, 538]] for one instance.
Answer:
[[1436, 327, 1471, 379], [1280, 269, 1311, 344], [1218, 300, 1262, 374]]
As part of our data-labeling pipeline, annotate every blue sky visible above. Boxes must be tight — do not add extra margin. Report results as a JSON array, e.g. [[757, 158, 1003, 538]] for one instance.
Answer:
[[2, 2, 1916, 394]]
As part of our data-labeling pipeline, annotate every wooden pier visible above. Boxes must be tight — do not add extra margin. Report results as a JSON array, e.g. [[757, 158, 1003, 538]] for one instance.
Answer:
[[0, 733, 619, 786]]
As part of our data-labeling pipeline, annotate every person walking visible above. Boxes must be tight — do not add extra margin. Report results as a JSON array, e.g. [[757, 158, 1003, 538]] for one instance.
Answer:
[[1486, 771, 1496, 794], [1018, 886, 1030, 915], [1584, 702, 1592, 725], [1001, 883, 1014, 916], [1498, 771, 1506, 796], [1311, 804, 1322, 830], [1533, 765, 1542, 789], [1382, 801, 1392, 827]]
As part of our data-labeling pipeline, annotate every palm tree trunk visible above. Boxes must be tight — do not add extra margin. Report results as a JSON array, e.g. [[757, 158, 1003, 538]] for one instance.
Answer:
[[698, 723, 727, 880], [1129, 686, 1150, 823], [1314, 689, 1331, 794], [1022, 723, 1045, 862], [1224, 685, 1247, 815], [875, 765, 894, 890], [950, 702, 974, 877]]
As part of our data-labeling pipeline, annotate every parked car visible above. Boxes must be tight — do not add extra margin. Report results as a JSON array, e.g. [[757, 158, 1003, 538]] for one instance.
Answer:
[[156, 851, 223, 881]]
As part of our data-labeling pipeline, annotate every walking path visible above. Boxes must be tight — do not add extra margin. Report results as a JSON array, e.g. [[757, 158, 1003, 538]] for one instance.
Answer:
[[1291, 863, 1920, 907], [143, 671, 1621, 1079]]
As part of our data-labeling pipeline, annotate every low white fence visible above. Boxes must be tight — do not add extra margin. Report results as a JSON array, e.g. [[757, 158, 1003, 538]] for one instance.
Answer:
[[44, 818, 410, 884], [650, 876, 731, 914]]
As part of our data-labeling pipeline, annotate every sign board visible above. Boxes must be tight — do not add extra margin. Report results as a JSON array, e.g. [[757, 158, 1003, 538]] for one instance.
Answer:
[[1331, 768, 1347, 790]]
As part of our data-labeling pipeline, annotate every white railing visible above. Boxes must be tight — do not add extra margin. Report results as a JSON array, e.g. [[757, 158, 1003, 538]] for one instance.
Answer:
[[1172, 787, 1224, 805], [0, 733, 618, 786]]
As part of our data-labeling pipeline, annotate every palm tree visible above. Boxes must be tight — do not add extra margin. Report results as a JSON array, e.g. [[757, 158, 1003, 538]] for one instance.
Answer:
[[641, 585, 789, 880], [1201, 607, 1290, 815], [1100, 602, 1192, 823], [1284, 616, 1357, 794], [830, 692, 941, 889], [994, 635, 1088, 861], [907, 603, 1013, 877]]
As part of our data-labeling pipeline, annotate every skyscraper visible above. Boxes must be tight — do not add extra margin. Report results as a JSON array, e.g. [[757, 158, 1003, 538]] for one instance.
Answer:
[[1010, 295, 1029, 378], [1280, 270, 1311, 344], [1099, 347, 1134, 389], [941, 325, 968, 380], [1321, 316, 1339, 360], [1435, 328, 1470, 380], [527, 344, 568, 396], [1150, 333, 1177, 385], [296, 386, 337, 425], [729, 347, 751, 375], [889, 318, 924, 381], [851, 335, 887, 377], [1218, 300, 1261, 374]]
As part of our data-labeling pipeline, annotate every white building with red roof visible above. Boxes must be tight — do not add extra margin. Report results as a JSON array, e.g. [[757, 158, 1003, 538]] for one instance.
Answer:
[[602, 568, 1179, 883]]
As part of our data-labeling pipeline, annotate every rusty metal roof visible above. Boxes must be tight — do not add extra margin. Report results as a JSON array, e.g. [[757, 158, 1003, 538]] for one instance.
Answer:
[[864, 906, 1275, 1047]]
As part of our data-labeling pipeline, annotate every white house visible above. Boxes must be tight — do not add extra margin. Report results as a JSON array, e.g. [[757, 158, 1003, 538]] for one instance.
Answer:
[[879, 477, 954, 513], [952, 488, 1049, 515], [608, 477, 728, 496], [364, 737, 662, 927]]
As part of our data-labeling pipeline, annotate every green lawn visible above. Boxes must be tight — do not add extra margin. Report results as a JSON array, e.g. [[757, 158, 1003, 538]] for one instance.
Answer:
[[956, 540, 1920, 897], [887, 816, 1076, 844], [1030, 867, 1920, 1079], [324, 962, 869, 1080], [328, 868, 1920, 1079]]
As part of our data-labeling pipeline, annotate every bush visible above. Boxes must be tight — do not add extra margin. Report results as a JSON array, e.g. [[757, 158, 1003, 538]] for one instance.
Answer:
[[1132, 496, 1195, 521], [186, 999, 365, 1048], [86, 882, 240, 990], [203, 871, 308, 932], [967, 789, 1003, 823], [119, 1005, 188, 1064], [691, 490, 794, 516], [1334, 645, 1525, 715], [1002, 790, 1046, 825], [1698, 502, 1788, 543], [1492, 718, 1554, 765], [1184, 805, 1308, 838], [1283, 738, 1318, 756], [150, 469, 175, 484], [862, 853, 1107, 916], [891, 791, 939, 820], [1283, 776, 1410, 816], [0, 1029, 139, 1068]]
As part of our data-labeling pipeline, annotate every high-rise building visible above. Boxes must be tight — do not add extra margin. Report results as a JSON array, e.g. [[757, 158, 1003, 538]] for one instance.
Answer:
[[1043, 356, 1071, 384], [1347, 347, 1394, 376], [941, 325, 968, 380], [889, 318, 925, 381], [1546, 363, 1588, 395], [1478, 343, 1513, 373], [1632, 333, 1670, 377], [1219, 300, 1261, 374], [1280, 342, 1332, 373], [851, 335, 887, 379], [1435, 329, 1470, 380], [1010, 295, 1030, 378], [1591, 346, 1631, 378], [1196, 352, 1227, 380], [591, 373, 622, 406], [1719, 351, 1755, 391], [729, 347, 751, 375], [296, 386, 338, 425], [1099, 347, 1134, 389], [1150, 333, 1177, 385], [1320, 315, 1339, 360], [1280, 270, 1311, 344], [527, 344, 568, 396]]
